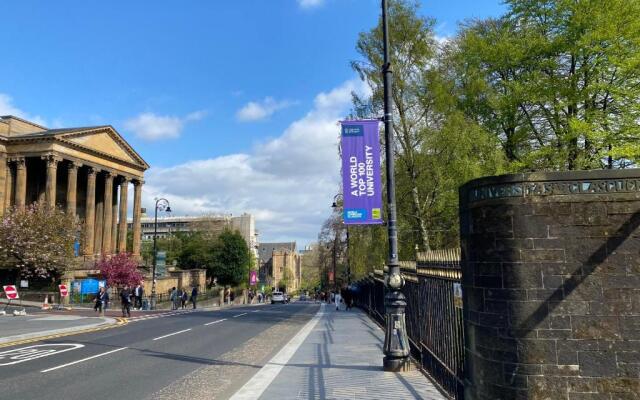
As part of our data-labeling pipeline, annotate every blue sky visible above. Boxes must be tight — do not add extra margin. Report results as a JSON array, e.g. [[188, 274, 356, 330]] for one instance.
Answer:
[[0, 0, 505, 245]]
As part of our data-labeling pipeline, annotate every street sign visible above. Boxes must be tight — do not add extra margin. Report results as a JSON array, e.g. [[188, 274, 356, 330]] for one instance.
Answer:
[[249, 271, 257, 286], [2, 285, 19, 300], [59, 284, 69, 297], [19, 280, 28, 288], [156, 251, 166, 277]]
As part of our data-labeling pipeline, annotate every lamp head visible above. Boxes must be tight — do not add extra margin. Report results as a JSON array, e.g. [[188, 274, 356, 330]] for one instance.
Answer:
[[331, 202, 338, 208], [165, 206, 172, 213]]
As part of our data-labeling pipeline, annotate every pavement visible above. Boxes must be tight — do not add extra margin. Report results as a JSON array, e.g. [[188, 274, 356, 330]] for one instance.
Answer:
[[0, 301, 444, 399], [234, 303, 446, 400], [0, 314, 116, 346]]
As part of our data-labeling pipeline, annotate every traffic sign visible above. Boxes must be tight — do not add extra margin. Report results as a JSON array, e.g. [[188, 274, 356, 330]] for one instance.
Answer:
[[2, 285, 18, 300], [58, 284, 69, 297]]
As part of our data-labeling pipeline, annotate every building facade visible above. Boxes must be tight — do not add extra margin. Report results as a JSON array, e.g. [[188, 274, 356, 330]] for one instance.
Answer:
[[0, 116, 148, 278], [131, 213, 259, 258], [258, 242, 301, 292]]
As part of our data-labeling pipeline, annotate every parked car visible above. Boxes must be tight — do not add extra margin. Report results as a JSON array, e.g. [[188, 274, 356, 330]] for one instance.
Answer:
[[271, 291, 285, 304]]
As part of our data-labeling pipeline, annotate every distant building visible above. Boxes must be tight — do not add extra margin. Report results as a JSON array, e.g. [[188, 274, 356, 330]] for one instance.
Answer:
[[129, 213, 258, 258], [258, 242, 301, 292]]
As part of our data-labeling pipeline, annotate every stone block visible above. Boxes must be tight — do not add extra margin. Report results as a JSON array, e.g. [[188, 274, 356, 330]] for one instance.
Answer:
[[572, 316, 621, 340], [579, 351, 618, 377]]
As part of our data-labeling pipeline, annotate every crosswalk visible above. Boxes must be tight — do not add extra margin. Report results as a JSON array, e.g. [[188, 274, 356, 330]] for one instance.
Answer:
[[126, 308, 200, 323]]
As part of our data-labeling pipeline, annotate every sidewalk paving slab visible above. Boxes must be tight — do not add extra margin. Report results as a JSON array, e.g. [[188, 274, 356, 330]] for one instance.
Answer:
[[258, 305, 446, 400]]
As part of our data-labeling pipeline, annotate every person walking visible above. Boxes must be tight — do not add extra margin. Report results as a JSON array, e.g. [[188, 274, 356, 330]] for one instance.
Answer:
[[134, 284, 144, 310], [120, 285, 132, 318], [170, 287, 178, 310], [334, 290, 342, 311], [181, 289, 188, 309], [191, 286, 198, 309], [94, 287, 109, 316]]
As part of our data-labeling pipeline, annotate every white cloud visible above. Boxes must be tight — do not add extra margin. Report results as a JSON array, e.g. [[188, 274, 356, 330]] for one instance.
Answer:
[[0, 93, 47, 127], [297, 0, 325, 9], [236, 97, 295, 122], [144, 79, 371, 244], [124, 110, 206, 141]]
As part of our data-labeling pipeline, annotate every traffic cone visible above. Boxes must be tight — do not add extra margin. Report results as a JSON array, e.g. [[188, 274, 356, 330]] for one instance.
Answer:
[[41, 295, 50, 310]]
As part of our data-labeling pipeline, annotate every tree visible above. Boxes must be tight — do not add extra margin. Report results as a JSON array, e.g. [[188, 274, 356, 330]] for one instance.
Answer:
[[98, 253, 143, 288], [454, 0, 640, 170], [210, 229, 252, 286], [0, 202, 77, 279]]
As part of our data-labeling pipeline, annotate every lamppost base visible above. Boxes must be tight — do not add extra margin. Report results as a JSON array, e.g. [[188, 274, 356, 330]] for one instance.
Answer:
[[383, 356, 412, 372]]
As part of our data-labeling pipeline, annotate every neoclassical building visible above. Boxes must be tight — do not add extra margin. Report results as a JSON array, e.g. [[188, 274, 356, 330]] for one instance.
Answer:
[[0, 115, 148, 278]]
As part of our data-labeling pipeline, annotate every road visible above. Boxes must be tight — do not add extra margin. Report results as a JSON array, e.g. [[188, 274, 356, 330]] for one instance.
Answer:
[[0, 302, 319, 399]]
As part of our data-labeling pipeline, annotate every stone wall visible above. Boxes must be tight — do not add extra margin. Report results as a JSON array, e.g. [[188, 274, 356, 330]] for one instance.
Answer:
[[459, 170, 640, 399]]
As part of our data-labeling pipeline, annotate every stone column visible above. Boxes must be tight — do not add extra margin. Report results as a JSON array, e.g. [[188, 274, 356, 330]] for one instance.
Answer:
[[118, 178, 129, 253], [14, 157, 26, 210], [84, 167, 97, 256], [4, 160, 13, 212], [101, 172, 114, 254], [94, 174, 104, 255], [66, 161, 80, 217], [43, 155, 61, 208], [110, 180, 118, 253], [0, 154, 7, 216], [132, 180, 143, 257]]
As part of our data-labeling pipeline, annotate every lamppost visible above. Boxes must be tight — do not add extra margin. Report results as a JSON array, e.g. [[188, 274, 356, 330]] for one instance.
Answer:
[[381, 0, 410, 371], [332, 194, 350, 285], [151, 197, 171, 310]]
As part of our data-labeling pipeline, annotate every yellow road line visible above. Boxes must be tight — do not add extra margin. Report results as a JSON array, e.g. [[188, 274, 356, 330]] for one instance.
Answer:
[[0, 317, 128, 349]]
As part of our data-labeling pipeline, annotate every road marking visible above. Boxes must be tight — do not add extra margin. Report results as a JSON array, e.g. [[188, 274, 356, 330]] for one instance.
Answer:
[[41, 347, 128, 373], [229, 304, 324, 400], [152, 328, 192, 341], [232, 313, 247, 318], [0, 344, 84, 366], [251, 310, 260, 313], [204, 318, 227, 326]]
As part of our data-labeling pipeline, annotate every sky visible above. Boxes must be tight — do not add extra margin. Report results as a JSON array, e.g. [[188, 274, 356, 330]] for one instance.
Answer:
[[0, 0, 505, 247]]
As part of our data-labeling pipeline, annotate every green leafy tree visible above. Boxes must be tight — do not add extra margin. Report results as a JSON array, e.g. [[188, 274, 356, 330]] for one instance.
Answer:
[[453, 0, 640, 170], [210, 229, 252, 286], [0, 202, 77, 279]]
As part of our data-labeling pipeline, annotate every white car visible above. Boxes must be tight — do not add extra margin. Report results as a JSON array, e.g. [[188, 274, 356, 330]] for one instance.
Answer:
[[271, 291, 285, 304]]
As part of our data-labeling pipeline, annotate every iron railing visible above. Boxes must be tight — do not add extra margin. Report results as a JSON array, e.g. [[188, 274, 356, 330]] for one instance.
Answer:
[[352, 249, 465, 400]]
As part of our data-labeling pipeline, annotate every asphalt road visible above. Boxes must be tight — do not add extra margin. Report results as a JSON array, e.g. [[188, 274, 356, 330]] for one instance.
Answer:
[[0, 302, 319, 400]]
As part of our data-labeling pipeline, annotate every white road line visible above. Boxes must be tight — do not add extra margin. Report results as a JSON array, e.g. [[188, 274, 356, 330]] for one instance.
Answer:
[[229, 304, 324, 400], [204, 318, 227, 326], [41, 347, 128, 373], [232, 313, 247, 318], [252, 310, 260, 313], [152, 328, 192, 341]]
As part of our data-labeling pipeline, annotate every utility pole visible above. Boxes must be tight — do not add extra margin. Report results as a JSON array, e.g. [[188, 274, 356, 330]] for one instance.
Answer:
[[381, 0, 410, 372]]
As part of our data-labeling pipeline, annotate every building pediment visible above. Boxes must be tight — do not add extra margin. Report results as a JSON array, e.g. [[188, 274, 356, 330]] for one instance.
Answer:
[[58, 126, 149, 170]]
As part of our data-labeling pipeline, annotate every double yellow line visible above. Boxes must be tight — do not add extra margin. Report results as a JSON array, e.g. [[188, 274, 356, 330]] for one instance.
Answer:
[[0, 317, 128, 349]]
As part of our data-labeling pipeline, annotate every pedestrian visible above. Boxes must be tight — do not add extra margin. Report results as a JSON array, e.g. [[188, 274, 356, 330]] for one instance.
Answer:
[[180, 289, 187, 309], [343, 287, 353, 310], [170, 287, 178, 310], [94, 287, 109, 316], [334, 290, 341, 311], [134, 283, 144, 310], [191, 286, 198, 309], [120, 285, 132, 318]]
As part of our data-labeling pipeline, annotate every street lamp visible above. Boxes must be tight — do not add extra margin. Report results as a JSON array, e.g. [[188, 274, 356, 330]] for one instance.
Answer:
[[332, 194, 350, 285], [151, 197, 171, 310], [381, 0, 410, 371]]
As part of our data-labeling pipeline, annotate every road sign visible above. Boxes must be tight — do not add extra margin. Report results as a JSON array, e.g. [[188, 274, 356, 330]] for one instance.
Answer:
[[58, 284, 69, 297], [2, 285, 19, 300]]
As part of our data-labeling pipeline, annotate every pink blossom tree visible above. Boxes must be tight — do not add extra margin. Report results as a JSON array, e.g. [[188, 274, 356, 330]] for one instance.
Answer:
[[0, 202, 77, 279], [98, 253, 143, 288]]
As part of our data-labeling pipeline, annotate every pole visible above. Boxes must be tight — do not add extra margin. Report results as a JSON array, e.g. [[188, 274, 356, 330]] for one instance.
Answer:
[[333, 233, 338, 294], [151, 200, 158, 310], [381, 0, 410, 372], [346, 228, 350, 284]]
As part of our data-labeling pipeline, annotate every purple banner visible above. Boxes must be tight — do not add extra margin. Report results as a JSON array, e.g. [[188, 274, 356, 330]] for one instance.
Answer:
[[340, 120, 383, 225], [249, 270, 257, 286]]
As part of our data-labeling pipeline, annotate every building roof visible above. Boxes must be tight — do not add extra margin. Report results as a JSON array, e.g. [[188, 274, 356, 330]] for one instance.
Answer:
[[259, 242, 297, 263]]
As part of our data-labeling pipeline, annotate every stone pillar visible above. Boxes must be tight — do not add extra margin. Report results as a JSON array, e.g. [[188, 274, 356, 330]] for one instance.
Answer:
[[4, 160, 13, 212], [110, 180, 118, 254], [118, 178, 129, 253], [0, 154, 7, 216], [101, 172, 114, 254], [43, 155, 61, 208], [132, 180, 143, 257], [459, 169, 640, 400], [84, 167, 97, 256], [66, 161, 80, 217], [14, 157, 26, 210], [94, 174, 104, 255]]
